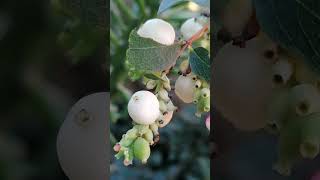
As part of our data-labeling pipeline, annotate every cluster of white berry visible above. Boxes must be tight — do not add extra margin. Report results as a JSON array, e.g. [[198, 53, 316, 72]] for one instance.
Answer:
[[114, 17, 210, 166], [213, 32, 320, 175]]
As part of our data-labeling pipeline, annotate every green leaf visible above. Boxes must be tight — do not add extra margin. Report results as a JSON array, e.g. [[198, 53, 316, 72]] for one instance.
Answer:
[[158, 0, 210, 14], [144, 73, 163, 81], [254, 0, 320, 74], [126, 30, 181, 72], [189, 47, 210, 82]]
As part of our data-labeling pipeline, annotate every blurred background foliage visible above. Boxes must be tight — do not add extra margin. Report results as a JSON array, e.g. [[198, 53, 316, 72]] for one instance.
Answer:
[[110, 0, 210, 180], [0, 0, 107, 179]]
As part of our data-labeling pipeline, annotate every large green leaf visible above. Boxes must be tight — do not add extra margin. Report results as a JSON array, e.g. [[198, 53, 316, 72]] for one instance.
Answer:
[[189, 47, 210, 81], [254, 0, 320, 74], [126, 30, 181, 72], [158, 0, 210, 14]]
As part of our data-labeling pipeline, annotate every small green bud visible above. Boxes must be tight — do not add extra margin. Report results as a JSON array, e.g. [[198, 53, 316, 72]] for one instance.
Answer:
[[159, 100, 168, 112], [158, 89, 170, 102], [119, 134, 136, 147], [146, 80, 157, 89], [126, 128, 138, 138], [150, 123, 159, 136], [201, 88, 210, 98], [133, 125, 150, 136], [163, 81, 171, 91], [142, 129, 154, 145], [195, 80, 202, 88]]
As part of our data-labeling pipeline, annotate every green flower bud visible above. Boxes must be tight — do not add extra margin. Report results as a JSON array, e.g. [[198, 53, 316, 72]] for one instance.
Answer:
[[196, 96, 210, 117], [163, 81, 171, 91], [119, 134, 136, 147], [201, 88, 210, 98], [142, 129, 154, 145], [126, 128, 138, 139], [193, 89, 202, 104], [179, 60, 189, 74], [123, 148, 134, 166], [150, 123, 159, 136], [146, 80, 157, 89], [195, 80, 202, 89], [115, 149, 125, 159], [159, 100, 167, 112], [158, 89, 170, 102], [289, 84, 320, 116], [133, 125, 150, 136], [133, 137, 151, 164]]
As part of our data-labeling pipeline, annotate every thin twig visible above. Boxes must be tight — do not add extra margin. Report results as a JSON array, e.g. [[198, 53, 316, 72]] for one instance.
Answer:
[[164, 24, 209, 74]]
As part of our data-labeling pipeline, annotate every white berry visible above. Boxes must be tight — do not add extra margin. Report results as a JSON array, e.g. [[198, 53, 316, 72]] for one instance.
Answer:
[[175, 75, 196, 103], [180, 18, 203, 40], [57, 92, 109, 180], [137, 18, 175, 45], [212, 37, 274, 131], [128, 91, 160, 125]]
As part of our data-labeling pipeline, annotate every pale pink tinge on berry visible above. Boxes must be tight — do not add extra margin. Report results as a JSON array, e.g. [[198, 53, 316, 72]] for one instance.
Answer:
[[113, 143, 121, 152], [311, 171, 320, 180], [205, 115, 210, 130]]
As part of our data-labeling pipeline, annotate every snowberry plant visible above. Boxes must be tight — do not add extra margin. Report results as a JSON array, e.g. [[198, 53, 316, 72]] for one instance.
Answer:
[[113, 0, 211, 166]]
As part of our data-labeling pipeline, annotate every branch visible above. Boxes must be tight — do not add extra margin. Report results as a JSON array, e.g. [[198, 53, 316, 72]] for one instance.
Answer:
[[164, 24, 209, 74]]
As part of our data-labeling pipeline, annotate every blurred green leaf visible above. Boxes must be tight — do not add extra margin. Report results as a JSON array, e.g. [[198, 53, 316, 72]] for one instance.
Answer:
[[126, 29, 181, 72], [189, 47, 210, 81]]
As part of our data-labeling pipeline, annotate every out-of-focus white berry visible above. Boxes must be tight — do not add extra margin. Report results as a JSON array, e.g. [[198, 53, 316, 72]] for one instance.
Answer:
[[180, 18, 203, 40], [137, 18, 175, 45], [175, 75, 196, 103], [212, 37, 274, 131], [128, 91, 160, 125], [57, 92, 108, 180]]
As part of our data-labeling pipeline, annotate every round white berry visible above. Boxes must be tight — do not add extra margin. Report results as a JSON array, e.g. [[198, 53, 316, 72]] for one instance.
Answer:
[[137, 18, 175, 45], [57, 92, 109, 180], [128, 91, 160, 125], [175, 75, 196, 103], [212, 37, 274, 131], [180, 18, 203, 40]]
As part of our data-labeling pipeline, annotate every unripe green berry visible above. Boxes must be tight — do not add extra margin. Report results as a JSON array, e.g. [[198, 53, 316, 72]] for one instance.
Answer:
[[133, 137, 151, 164]]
